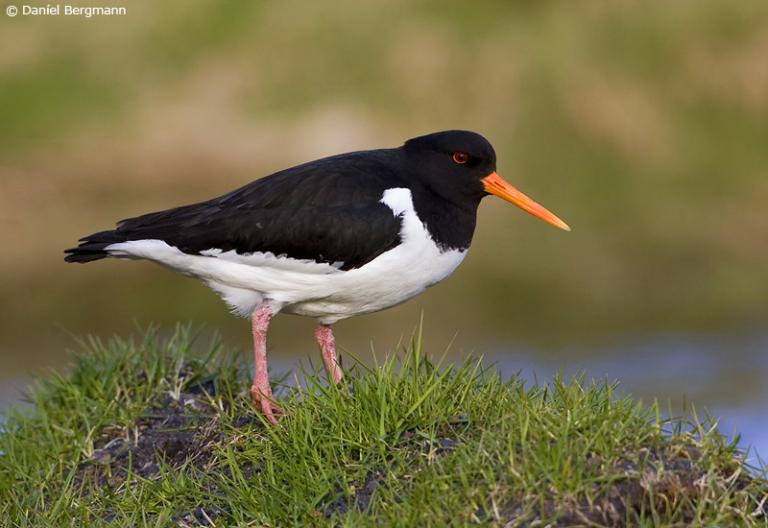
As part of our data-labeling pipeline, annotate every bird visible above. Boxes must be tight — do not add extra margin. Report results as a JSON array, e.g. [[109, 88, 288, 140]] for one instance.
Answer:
[[65, 130, 569, 424]]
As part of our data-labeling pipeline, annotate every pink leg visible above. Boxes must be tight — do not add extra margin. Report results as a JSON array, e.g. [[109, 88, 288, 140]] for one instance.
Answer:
[[315, 324, 342, 384], [250, 306, 282, 424]]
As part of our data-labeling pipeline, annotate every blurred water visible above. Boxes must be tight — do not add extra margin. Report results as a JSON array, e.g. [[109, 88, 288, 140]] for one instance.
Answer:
[[2, 333, 765, 464]]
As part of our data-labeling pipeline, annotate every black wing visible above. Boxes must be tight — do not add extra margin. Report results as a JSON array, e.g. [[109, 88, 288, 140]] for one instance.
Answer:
[[65, 151, 406, 270]]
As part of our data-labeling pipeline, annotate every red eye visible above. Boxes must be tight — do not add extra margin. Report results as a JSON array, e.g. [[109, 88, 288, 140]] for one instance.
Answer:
[[452, 151, 469, 164]]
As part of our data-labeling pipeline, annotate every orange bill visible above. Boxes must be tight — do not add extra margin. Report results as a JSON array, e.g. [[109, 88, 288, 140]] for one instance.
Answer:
[[481, 172, 571, 231]]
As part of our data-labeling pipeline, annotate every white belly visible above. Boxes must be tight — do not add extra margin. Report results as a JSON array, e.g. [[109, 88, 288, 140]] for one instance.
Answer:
[[285, 243, 465, 322], [104, 188, 467, 323]]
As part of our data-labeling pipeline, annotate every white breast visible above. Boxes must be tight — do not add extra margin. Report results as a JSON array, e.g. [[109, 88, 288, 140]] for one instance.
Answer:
[[105, 188, 466, 322], [287, 188, 466, 322]]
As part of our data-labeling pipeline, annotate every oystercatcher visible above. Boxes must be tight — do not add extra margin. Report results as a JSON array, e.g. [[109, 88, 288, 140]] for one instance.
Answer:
[[65, 130, 569, 423]]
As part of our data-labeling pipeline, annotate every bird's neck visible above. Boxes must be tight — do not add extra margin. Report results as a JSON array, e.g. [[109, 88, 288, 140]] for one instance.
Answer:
[[410, 189, 479, 251]]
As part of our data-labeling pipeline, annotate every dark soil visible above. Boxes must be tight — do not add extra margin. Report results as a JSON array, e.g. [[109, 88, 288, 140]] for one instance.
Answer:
[[76, 378, 243, 489], [74, 376, 258, 526], [323, 469, 388, 517], [501, 445, 766, 527]]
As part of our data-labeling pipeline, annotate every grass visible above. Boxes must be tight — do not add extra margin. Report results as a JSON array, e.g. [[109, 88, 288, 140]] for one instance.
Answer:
[[1, 325, 766, 527]]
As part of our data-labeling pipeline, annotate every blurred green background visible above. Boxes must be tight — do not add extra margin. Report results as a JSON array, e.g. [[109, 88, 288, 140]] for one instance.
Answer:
[[1, 1, 767, 450]]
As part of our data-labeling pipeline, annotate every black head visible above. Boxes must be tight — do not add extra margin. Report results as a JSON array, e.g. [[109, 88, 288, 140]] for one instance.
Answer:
[[402, 130, 497, 205], [400, 129, 570, 231]]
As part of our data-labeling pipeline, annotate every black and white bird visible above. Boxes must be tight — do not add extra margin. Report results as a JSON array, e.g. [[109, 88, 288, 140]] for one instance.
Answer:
[[65, 130, 569, 423]]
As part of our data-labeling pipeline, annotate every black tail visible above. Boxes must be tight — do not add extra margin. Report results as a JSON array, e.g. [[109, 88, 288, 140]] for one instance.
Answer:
[[64, 229, 127, 263]]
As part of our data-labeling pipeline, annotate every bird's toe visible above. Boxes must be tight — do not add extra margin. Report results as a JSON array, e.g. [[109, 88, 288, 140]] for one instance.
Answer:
[[251, 386, 283, 424]]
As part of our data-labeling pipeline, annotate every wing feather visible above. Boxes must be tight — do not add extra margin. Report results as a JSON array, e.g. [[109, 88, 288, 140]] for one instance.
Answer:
[[66, 150, 406, 270]]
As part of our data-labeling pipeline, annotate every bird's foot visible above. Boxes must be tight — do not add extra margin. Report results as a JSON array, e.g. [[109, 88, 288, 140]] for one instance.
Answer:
[[250, 386, 283, 425]]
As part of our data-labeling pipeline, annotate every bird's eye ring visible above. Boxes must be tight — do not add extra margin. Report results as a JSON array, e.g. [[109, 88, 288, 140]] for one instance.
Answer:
[[452, 152, 469, 164]]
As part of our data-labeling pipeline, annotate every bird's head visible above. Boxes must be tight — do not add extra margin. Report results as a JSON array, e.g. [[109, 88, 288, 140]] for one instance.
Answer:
[[403, 130, 570, 231]]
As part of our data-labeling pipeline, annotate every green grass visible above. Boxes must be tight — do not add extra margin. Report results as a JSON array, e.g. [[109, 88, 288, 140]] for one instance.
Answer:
[[1, 326, 766, 527]]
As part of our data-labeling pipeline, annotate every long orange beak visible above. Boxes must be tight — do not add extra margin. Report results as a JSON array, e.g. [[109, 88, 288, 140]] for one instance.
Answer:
[[482, 172, 571, 231]]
